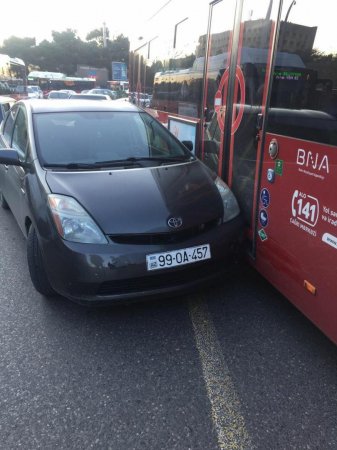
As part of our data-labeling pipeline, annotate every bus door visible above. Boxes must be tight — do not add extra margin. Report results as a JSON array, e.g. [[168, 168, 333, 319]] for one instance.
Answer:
[[201, 0, 237, 176], [202, 0, 280, 254], [255, 0, 337, 344]]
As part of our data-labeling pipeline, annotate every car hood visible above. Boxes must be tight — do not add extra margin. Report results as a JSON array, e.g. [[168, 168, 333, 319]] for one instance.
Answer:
[[45, 161, 223, 235]]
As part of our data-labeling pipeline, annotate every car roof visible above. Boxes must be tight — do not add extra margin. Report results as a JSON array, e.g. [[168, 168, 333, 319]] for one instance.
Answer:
[[0, 96, 16, 104], [19, 99, 141, 113]]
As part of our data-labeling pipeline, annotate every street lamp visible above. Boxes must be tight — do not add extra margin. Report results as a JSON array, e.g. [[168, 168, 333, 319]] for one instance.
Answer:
[[102, 22, 107, 48], [284, 0, 296, 22], [132, 36, 158, 102]]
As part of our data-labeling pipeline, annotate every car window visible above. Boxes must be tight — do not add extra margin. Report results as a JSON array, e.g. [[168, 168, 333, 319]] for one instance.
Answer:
[[3, 104, 18, 144], [12, 108, 28, 160], [138, 114, 186, 156], [33, 111, 190, 166]]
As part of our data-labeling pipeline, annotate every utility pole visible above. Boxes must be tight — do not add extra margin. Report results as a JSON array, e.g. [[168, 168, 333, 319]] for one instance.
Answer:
[[103, 22, 107, 48]]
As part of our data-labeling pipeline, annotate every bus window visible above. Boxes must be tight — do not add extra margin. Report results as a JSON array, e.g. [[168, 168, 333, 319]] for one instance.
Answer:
[[134, 0, 210, 119], [266, 1, 337, 145]]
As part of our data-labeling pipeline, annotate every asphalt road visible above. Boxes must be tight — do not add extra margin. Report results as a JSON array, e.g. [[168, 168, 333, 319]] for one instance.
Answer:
[[1, 205, 337, 450]]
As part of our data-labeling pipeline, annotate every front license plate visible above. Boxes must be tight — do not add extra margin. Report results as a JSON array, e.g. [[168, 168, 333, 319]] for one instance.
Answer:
[[146, 244, 211, 271]]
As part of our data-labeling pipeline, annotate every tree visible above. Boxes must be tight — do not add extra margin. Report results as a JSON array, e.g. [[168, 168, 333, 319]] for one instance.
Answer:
[[86, 28, 109, 47], [0, 36, 36, 62], [0, 30, 130, 79]]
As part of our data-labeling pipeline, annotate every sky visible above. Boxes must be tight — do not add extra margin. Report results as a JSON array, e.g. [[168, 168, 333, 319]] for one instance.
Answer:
[[0, 0, 167, 46], [1, 0, 336, 54]]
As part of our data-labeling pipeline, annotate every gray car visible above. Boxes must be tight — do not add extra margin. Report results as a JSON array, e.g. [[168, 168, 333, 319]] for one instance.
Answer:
[[0, 100, 243, 304]]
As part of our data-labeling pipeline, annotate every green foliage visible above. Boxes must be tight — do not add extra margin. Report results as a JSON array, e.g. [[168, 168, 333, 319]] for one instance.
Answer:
[[0, 30, 129, 78], [86, 28, 109, 47]]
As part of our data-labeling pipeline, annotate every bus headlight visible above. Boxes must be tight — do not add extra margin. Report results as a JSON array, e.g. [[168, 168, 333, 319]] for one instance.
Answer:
[[214, 177, 240, 222]]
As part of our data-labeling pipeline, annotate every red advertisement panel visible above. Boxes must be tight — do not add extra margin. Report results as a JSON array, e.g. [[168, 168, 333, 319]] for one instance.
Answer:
[[255, 133, 337, 343]]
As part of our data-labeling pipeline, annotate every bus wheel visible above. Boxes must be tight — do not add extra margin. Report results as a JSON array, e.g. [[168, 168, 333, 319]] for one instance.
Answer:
[[0, 192, 9, 209], [27, 226, 55, 297]]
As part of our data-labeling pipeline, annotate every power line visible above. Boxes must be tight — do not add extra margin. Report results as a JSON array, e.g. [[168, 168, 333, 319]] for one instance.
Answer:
[[146, 0, 172, 22]]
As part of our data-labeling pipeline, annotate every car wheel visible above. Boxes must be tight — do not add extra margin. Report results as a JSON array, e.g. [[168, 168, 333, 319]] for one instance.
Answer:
[[0, 191, 9, 209], [27, 226, 55, 297]]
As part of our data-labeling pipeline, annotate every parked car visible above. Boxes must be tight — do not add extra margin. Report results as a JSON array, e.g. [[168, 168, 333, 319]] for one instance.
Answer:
[[68, 93, 110, 100], [87, 88, 117, 99], [0, 99, 243, 304], [0, 96, 15, 124]]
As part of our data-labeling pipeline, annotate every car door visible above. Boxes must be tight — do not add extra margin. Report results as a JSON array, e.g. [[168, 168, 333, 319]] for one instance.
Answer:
[[0, 104, 30, 234]]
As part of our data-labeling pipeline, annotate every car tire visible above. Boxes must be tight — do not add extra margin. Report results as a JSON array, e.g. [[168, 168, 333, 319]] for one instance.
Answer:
[[0, 191, 9, 210], [27, 226, 55, 297]]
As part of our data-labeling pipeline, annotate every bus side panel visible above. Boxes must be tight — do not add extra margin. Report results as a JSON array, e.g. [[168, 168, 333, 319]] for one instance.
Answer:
[[253, 133, 337, 344]]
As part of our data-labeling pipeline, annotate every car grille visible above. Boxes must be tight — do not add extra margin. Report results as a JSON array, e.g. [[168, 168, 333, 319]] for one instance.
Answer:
[[108, 218, 222, 245], [97, 259, 226, 296]]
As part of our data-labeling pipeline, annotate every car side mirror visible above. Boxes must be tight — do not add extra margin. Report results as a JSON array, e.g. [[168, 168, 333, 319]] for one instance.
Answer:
[[0, 149, 24, 166], [182, 140, 193, 152]]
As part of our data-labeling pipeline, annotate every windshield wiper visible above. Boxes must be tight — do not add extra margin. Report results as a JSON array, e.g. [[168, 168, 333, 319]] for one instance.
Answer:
[[44, 160, 143, 170], [124, 155, 194, 164], [66, 161, 143, 169], [43, 155, 193, 170]]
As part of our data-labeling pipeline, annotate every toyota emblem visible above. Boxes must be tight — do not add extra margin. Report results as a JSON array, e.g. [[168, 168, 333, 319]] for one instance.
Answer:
[[168, 217, 183, 229]]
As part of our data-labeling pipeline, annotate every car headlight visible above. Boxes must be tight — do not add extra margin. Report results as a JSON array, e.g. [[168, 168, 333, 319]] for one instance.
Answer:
[[48, 194, 108, 244], [214, 177, 240, 222]]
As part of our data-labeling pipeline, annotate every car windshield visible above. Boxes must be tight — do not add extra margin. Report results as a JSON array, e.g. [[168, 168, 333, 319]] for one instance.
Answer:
[[33, 111, 193, 168]]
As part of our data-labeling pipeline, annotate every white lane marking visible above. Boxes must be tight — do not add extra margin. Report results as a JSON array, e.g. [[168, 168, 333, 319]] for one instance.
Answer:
[[189, 295, 252, 450]]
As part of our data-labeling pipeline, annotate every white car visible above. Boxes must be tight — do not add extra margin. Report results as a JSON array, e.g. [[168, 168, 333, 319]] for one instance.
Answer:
[[87, 89, 117, 100], [15, 85, 40, 99], [29, 85, 43, 99]]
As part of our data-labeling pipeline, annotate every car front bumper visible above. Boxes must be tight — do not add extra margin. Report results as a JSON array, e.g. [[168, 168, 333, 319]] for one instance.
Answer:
[[41, 215, 244, 304]]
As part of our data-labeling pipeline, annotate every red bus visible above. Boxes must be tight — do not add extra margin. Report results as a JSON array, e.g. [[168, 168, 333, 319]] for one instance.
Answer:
[[27, 71, 95, 97], [130, 0, 337, 344]]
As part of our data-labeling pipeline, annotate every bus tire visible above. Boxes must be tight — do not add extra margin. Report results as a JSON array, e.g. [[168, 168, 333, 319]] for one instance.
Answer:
[[27, 226, 55, 297]]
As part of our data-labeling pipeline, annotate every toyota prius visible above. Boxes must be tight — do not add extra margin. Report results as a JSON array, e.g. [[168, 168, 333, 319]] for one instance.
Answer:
[[0, 100, 243, 304]]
